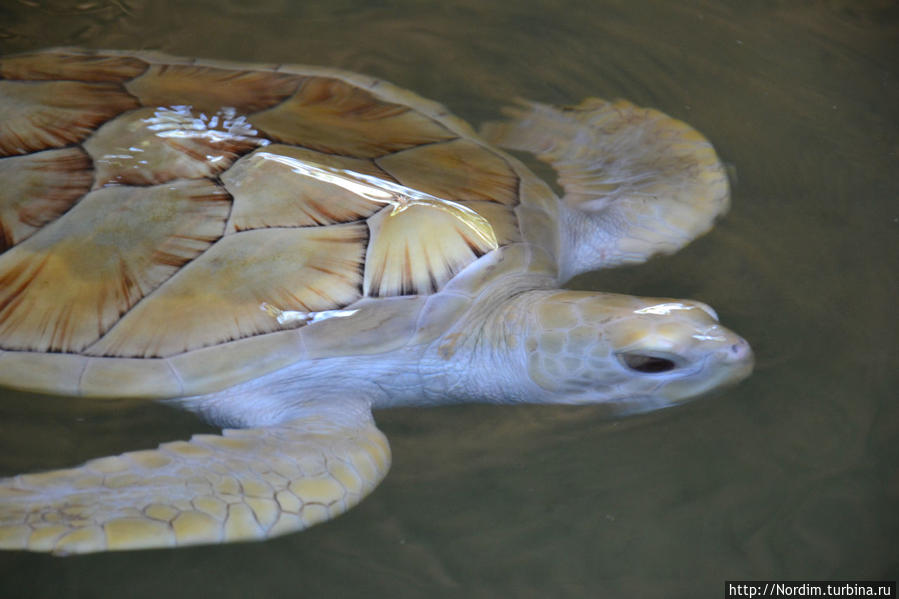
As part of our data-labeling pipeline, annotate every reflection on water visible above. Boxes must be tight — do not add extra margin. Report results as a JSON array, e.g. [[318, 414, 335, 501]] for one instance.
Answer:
[[1, 0, 897, 596]]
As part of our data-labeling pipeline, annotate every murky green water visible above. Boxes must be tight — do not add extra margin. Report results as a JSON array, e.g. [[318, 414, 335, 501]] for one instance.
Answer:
[[0, 0, 896, 597]]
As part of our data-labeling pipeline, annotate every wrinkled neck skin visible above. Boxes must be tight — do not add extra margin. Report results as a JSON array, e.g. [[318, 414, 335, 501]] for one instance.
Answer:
[[178, 282, 752, 428]]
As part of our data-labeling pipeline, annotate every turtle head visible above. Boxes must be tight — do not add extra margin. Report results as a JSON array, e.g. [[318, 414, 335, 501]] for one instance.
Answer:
[[520, 291, 753, 414]]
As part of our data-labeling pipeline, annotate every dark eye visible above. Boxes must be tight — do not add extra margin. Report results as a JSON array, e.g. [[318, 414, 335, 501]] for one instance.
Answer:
[[619, 353, 678, 374]]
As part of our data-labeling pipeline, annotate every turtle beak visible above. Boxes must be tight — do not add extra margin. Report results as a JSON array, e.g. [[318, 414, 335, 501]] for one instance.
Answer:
[[657, 332, 754, 403]]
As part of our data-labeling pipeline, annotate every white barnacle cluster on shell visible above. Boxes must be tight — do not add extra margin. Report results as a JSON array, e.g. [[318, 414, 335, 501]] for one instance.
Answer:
[[143, 105, 271, 146]]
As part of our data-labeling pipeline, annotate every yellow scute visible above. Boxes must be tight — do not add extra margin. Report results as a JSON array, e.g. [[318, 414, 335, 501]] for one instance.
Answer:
[[0, 180, 229, 353], [87, 224, 366, 357]]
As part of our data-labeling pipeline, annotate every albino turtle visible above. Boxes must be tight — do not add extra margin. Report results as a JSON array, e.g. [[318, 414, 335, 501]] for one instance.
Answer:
[[0, 48, 752, 555]]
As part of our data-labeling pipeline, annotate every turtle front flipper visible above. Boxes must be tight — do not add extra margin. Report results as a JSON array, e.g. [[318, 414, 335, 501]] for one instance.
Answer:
[[0, 398, 389, 555], [482, 98, 730, 278]]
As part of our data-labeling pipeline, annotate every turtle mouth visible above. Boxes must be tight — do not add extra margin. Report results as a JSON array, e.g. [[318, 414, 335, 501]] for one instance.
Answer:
[[652, 351, 754, 403]]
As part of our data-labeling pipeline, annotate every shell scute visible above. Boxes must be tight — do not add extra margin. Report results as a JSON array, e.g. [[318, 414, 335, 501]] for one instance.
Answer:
[[79, 357, 182, 399], [363, 203, 499, 297], [0, 51, 148, 82], [0, 350, 87, 396], [0, 180, 230, 353], [249, 76, 456, 158], [0, 147, 93, 251], [86, 224, 367, 358], [84, 106, 268, 187], [0, 80, 139, 156], [459, 201, 519, 247], [125, 64, 303, 115], [168, 330, 305, 397], [222, 145, 386, 232], [443, 243, 531, 298], [0, 49, 558, 398], [376, 138, 519, 205], [299, 296, 427, 360]]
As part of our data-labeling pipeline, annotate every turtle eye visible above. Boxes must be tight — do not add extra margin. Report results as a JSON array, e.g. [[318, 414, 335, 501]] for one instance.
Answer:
[[618, 353, 678, 374]]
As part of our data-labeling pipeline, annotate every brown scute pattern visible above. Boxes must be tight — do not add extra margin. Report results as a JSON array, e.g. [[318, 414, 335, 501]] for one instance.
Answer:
[[376, 139, 519, 205], [364, 204, 498, 297], [86, 224, 368, 358], [85, 106, 268, 187], [249, 76, 456, 158], [125, 64, 303, 115], [0, 49, 526, 368], [0, 148, 93, 251], [0, 180, 230, 353], [223, 145, 387, 231], [0, 52, 148, 82], [457, 201, 520, 247], [0, 80, 139, 156]]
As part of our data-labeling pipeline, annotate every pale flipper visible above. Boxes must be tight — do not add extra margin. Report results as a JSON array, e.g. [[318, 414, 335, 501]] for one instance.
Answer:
[[482, 98, 730, 278], [0, 398, 389, 554]]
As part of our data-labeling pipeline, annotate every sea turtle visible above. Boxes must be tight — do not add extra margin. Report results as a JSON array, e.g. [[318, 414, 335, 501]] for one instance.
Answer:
[[0, 48, 752, 555]]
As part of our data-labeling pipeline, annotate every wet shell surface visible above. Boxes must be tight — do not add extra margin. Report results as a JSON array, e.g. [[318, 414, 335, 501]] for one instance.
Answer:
[[0, 49, 559, 399]]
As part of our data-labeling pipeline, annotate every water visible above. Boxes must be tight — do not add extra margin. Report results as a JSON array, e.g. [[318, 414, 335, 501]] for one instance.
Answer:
[[0, 0, 896, 596]]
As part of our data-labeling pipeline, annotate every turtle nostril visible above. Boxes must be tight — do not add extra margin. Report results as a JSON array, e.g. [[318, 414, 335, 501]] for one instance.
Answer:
[[726, 338, 751, 361]]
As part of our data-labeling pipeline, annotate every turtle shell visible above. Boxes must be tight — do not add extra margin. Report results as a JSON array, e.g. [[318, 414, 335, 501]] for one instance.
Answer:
[[0, 49, 559, 399]]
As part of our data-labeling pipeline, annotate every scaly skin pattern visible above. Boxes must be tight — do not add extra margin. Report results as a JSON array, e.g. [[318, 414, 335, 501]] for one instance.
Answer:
[[490, 289, 753, 411], [401, 286, 753, 412], [0, 400, 389, 555]]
